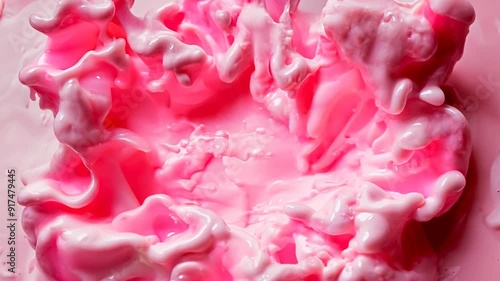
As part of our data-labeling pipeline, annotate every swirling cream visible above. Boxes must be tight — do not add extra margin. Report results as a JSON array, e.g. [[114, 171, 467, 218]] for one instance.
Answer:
[[18, 0, 474, 280]]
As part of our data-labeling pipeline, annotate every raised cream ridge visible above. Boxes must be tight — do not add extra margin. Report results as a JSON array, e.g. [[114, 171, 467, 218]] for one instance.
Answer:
[[18, 0, 473, 280]]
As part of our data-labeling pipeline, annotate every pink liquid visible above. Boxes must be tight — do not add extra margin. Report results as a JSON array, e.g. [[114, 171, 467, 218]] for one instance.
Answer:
[[0, 0, 498, 280]]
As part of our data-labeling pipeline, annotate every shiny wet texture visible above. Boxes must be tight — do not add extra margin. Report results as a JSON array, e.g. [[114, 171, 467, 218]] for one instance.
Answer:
[[1, 0, 480, 280]]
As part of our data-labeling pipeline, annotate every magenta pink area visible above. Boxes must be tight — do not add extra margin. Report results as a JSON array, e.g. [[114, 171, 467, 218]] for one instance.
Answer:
[[3, 0, 498, 280]]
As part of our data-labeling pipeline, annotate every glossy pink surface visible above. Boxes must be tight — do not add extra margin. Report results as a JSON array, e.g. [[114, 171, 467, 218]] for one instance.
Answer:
[[0, 0, 498, 280]]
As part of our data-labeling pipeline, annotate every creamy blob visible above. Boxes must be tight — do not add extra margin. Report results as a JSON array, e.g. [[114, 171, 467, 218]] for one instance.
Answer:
[[18, 0, 474, 280]]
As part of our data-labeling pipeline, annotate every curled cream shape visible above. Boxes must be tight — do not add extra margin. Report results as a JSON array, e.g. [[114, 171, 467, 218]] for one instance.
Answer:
[[19, 0, 474, 280]]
